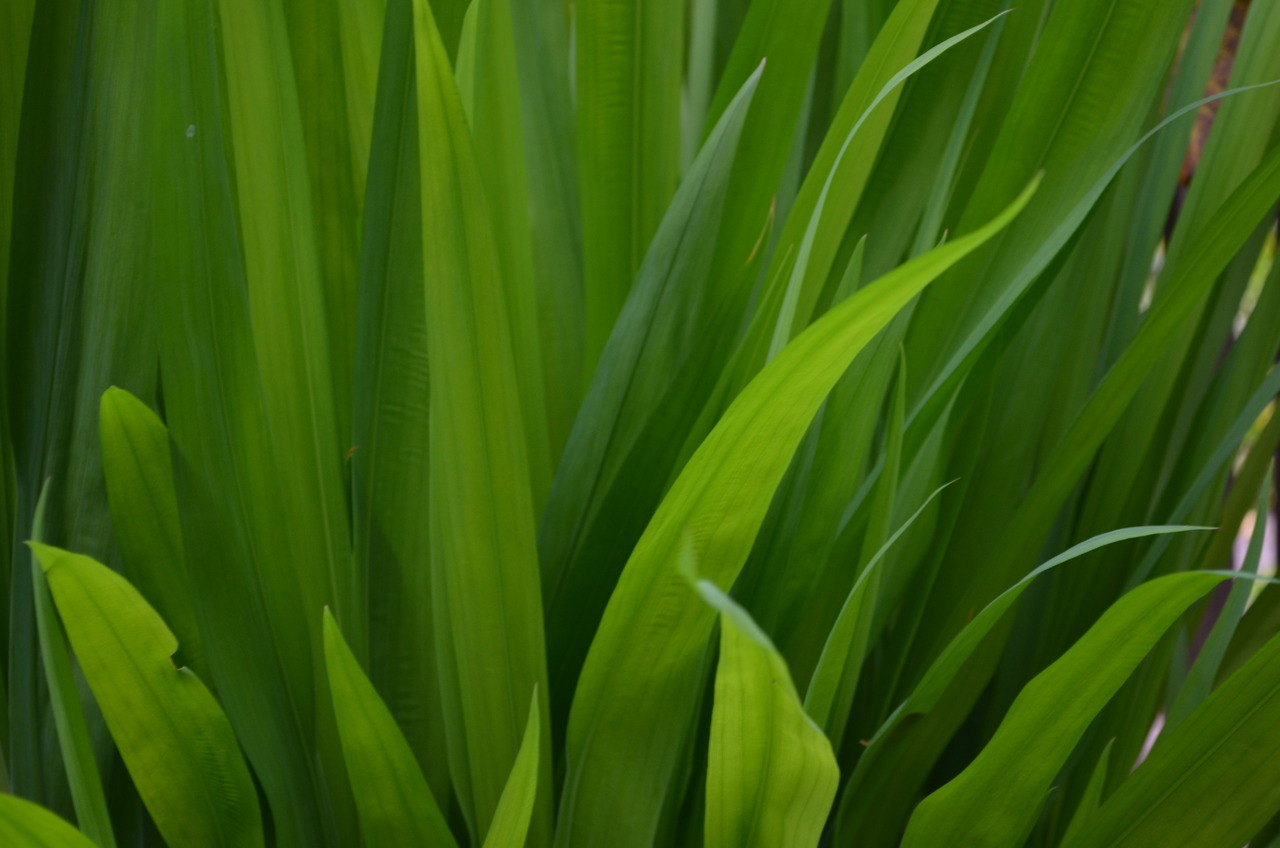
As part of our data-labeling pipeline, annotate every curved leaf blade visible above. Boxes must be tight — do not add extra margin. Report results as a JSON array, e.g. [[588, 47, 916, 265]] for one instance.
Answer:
[[902, 572, 1225, 847], [555, 176, 1038, 848], [1065, 580, 1280, 847], [30, 543, 263, 848]]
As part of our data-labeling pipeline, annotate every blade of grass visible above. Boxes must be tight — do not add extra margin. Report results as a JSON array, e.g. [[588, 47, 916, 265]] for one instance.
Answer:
[[214, 0, 356, 644], [505, 0, 584, 458], [804, 481, 951, 749], [352, 0, 449, 806], [455, 0, 553, 504]]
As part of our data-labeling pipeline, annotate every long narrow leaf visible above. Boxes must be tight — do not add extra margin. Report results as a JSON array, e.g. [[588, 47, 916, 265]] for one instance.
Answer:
[[556, 177, 1037, 848]]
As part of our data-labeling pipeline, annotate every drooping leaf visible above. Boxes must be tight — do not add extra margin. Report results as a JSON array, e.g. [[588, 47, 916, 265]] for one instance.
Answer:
[[804, 480, 950, 748], [834, 526, 1211, 844], [1065, 580, 1280, 848]]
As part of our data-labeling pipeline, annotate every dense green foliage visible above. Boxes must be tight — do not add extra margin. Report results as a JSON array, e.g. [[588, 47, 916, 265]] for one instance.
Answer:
[[2, 0, 1280, 845]]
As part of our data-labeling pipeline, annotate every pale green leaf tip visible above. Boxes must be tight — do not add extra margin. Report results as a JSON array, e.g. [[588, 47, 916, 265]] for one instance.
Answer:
[[676, 532, 700, 586]]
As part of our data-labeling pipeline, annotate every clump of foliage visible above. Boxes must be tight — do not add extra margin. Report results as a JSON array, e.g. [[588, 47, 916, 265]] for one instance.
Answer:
[[2, 0, 1280, 845]]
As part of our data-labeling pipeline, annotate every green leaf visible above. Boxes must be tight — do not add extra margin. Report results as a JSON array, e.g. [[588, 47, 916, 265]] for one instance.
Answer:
[[0, 793, 97, 848], [214, 0, 355, 640], [483, 693, 541, 848], [352, 0, 449, 803], [1061, 739, 1114, 845], [804, 480, 951, 749], [539, 61, 763, 732], [150, 1, 336, 842], [31, 543, 262, 848], [699, 579, 838, 848], [767, 11, 1007, 356], [98, 388, 203, 677], [7, 0, 161, 805], [556, 176, 1038, 848], [1167, 469, 1273, 727], [697, 0, 838, 355], [456, 0, 553, 504], [28, 486, 114, 848], [902, 570, 1226, 847], [834, 526, 1211, 844], [504, 0, 584, 457], [576, 0, 684, 368], [411, 0, 552, 842], [1064, 580, 1280, 847], [917, 138, 1280, 672], [322, 609, 457, 848]]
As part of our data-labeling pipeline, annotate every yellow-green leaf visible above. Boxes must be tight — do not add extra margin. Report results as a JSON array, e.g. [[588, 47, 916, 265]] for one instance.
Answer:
[[30, 543, 263, 848]]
